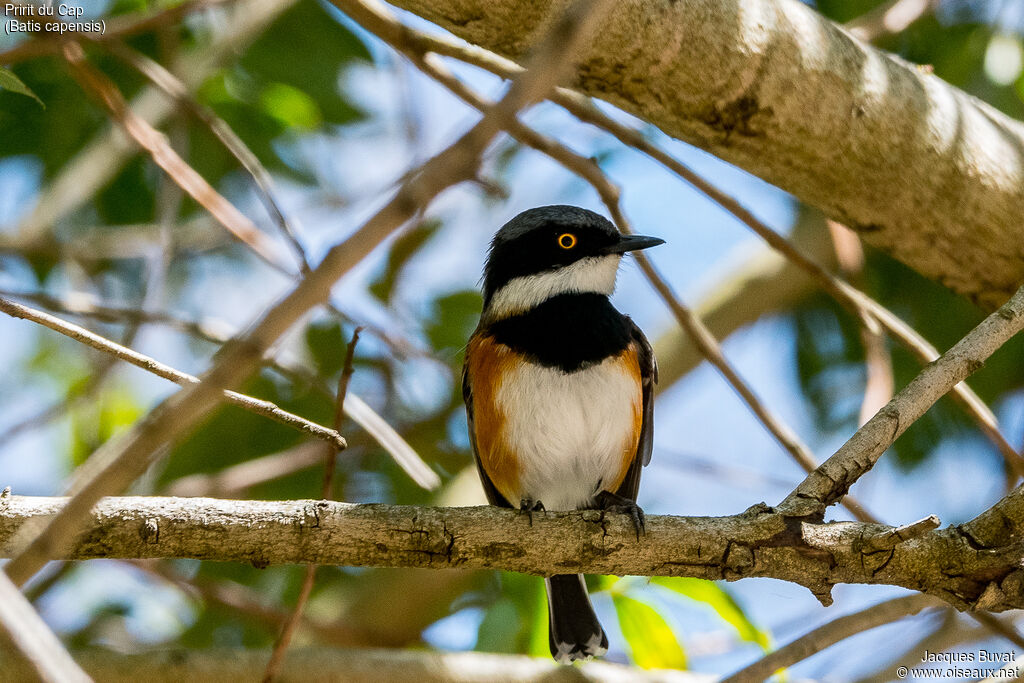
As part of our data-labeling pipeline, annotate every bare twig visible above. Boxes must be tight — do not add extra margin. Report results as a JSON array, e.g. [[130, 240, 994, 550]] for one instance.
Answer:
[[0, 0, 605, 587], [721, 594, 939, 683], [781, 285, 1024, 518], [263, 328, 361, 683], [0, 568, 91, 683], [0, 296, 347, 449]]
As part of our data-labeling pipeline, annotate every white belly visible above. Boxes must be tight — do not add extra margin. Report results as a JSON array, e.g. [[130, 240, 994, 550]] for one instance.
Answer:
[[495, 356, 640, 510]]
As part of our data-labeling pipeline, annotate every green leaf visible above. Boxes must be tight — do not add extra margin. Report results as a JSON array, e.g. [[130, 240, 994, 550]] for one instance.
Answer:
[[305, 319, 349, 378], [0, 68, 44, 108], [426, 290, 482, 352], [70, 387, 143, 466], [527, 577, 550, 657], [611, 593, 687, 669], [369, 219, 442, 303], [651, 577, 771, 651], [259, 82, 322, 130]]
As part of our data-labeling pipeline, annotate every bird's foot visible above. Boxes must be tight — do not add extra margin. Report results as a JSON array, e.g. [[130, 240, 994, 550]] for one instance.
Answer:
[[594, 491, 645, 540], [520, 497, 545, 526]]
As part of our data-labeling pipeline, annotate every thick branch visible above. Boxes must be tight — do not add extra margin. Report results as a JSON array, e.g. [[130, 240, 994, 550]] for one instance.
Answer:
[[384, 0, 1024, 309], [3, 497, 1024, 613]]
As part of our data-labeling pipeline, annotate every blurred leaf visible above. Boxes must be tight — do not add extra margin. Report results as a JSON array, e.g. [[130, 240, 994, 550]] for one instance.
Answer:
[[0, 68, 44, 108], [305, 319, 349, 378], [259, 82, 322, 130], [813, 0, 887, 23], [238, 0, 369, 124], [427, 290, 482, 352], [475, 572, 546, 655], [651, 577, 770, 651], [369, 219, 442, 303], [26, 334, 91, 390], [71, 387, 143, 466], [475, 599, 521, 653], [612, 593, 687, 669]]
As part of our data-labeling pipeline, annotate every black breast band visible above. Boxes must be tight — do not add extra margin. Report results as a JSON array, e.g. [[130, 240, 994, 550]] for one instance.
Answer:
[[486, 293, 632, 373]]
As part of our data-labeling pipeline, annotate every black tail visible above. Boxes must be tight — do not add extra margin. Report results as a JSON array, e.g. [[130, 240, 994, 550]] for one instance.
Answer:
[[545, 574, 608, 664]]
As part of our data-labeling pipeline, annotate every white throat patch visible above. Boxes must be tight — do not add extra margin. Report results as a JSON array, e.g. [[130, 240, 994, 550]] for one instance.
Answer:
[[485, 255, 621, 321]]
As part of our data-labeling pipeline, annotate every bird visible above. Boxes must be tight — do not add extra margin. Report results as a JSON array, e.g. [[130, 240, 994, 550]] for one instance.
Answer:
[[462, 205, 663, 663]]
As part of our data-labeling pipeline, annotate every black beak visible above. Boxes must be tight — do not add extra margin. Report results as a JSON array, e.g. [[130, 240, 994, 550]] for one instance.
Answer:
[[604, 233, 666, 255]]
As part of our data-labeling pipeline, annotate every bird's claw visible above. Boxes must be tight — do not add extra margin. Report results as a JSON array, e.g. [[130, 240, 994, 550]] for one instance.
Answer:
[[519, 497, 545, 526], [595, 491, 645, 540]]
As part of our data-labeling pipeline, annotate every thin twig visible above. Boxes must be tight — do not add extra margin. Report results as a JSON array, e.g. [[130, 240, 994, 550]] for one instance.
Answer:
[[1, 0, 606, 588], [721, 594, 939, 683], [263, 328, 361, 683], [781, 284, 1024, 517], [0, 296, 347, 449]]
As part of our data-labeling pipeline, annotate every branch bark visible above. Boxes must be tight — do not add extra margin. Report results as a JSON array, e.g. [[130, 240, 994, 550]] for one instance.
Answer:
[[382, 0, 1024, 309], [4, 496, 1024, 614]]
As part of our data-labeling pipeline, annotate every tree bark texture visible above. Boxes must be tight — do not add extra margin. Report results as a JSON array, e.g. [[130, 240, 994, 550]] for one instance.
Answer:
[[3, 496, 1024, 613], [384, 0, 1024, 309]]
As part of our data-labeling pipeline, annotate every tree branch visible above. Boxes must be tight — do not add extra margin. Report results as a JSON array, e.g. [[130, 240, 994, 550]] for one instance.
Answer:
[[3, 496, 1024, 613], [781, 284, 1024, 518], [0, 295, 348, 450]]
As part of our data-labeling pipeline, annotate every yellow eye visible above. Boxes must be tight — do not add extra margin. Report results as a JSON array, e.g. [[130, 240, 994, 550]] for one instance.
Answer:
[[557, 233, 577, 249]]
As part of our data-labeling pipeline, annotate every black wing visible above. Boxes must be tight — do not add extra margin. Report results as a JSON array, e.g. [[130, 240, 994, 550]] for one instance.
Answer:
[[462, 348, 514, 508], [613, 318, 657, 502]]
